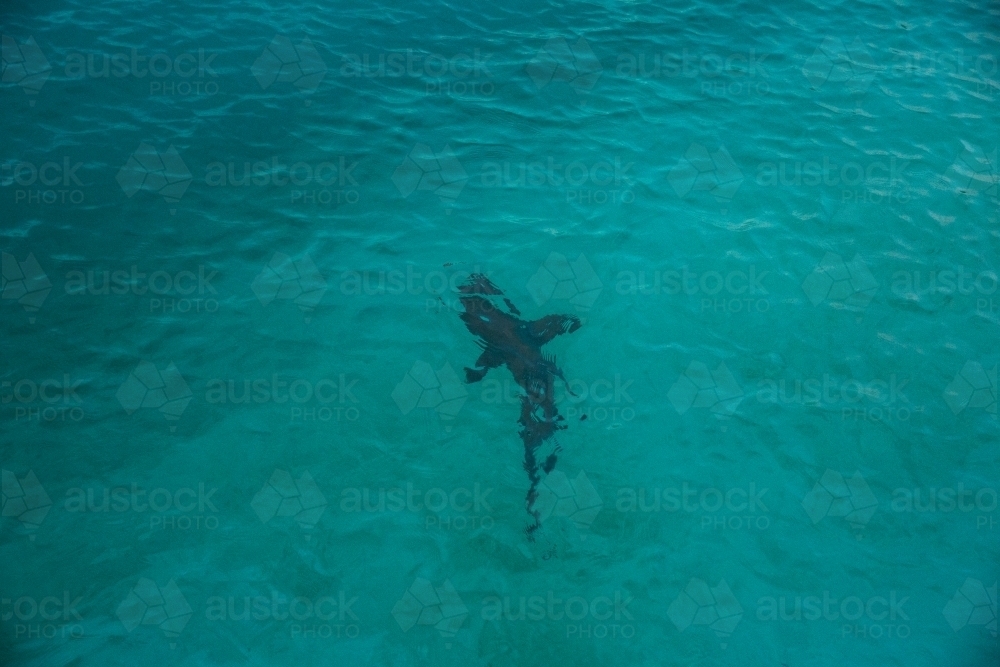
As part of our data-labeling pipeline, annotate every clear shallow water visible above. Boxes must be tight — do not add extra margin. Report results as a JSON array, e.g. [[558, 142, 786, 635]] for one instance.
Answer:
[[1, 0, 999, 665]]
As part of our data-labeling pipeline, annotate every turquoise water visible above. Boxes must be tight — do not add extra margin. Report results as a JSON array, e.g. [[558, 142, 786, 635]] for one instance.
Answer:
[[2, 0, 999, 664]]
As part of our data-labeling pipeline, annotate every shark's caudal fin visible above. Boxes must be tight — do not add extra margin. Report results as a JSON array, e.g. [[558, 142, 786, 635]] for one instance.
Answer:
[[455, 274, 581, 541]]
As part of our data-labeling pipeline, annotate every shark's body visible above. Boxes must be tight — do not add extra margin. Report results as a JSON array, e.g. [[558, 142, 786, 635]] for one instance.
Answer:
[[456, 274, 581, 539]]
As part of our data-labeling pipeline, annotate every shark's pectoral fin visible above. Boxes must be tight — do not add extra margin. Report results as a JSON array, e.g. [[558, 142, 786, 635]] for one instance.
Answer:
[[527, 314, 582, 346], [475, 347, 503, 369], [465, 366, 489, 383], [464, 343, 504, 384]]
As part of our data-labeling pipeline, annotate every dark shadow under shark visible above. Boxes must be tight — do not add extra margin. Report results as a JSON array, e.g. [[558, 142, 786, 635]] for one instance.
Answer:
[[456, 274, 581, 540]]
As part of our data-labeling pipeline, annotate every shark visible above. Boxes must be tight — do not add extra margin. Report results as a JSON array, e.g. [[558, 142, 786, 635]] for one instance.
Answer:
[[456, 274, 581, 540]]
